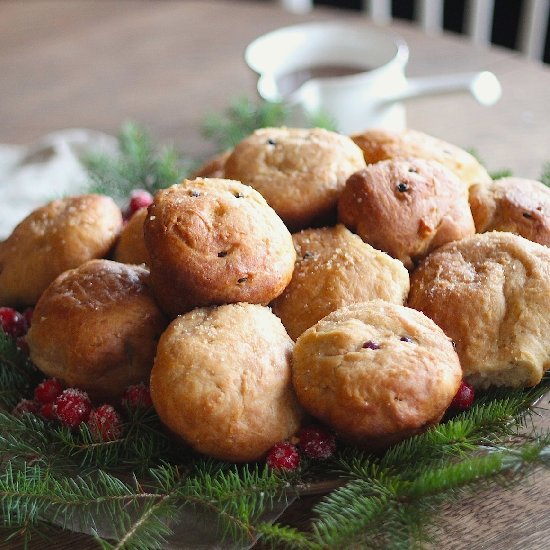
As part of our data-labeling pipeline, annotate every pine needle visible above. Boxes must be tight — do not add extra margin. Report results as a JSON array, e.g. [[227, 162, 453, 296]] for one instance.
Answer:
[[0, 331, 40, 410], [82, 122, 194, 202], [541, 161, 550, 186], [201, 96, 336, 152]]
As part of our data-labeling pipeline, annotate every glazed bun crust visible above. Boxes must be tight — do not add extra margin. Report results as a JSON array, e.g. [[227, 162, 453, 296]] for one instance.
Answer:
[[271, 224, 410, 340], [144, 178, 296, 317], [150, 303, 303, 462], [0, 195, 122, 307], [27, 259, 167, 399], [408, 232, 550, 389], [113, 208, 150, 265], [224, 127, 366, 230], [292, 301, 461, 449], [351, 128, 491, 188], [469, 177, 550, 247], [338, 158, 475, 268]]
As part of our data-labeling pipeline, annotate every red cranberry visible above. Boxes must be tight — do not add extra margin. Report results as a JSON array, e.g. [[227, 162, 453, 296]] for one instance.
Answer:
[[124, 189, 153, 219], [121, 382, 153, 409], [266, 441, 300, 471], [298, 426, 336, 460], [12, 399, 40, 417], [0, 307, 27, 338], [87, 404, 124, 442], [54, 388, 92, 429], [362, 340, 380, 350], [22, 307, 34, 329], [40, 402, 58, 421], [450, 381, 475, 411], [34, 378, 63, 404]]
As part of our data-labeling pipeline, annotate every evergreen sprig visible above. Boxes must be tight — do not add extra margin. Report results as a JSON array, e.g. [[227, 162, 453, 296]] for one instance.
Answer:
[[541, 161, 550, 186], [3, 383, 546, 548], [201, 97, 336, 152], [83, 122, 194, 202], [201, 97, 291, 152], [0, 331, 40, 410]]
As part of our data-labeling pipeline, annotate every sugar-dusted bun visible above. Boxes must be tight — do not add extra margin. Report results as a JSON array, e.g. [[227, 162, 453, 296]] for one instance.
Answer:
[[408, 232, 550, 389], [113, 208, 150, 265], [0, 195, 122, 307], [271, 224, 409, 340], [190, 150, 231, 179], [469, 177, 550, 246], [292, 301, 461, 449], [338, 158, 475, 268], [351, 128, 491, 188], [150, 303, 303, 462], [224, 127, 366, 231], [27, 259, 167, 399], [144, 178, 296, 317]]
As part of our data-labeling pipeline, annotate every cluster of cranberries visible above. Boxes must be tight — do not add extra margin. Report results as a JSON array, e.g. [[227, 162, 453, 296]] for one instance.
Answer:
[[266, 425, 337, 471], [13, 378, 153, 442], [266, 381, 475, 472], [0, 305, 33, 353]]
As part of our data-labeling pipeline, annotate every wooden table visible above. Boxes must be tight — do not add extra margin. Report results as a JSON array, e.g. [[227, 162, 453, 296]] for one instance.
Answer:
[[1, 1, 550, 548]]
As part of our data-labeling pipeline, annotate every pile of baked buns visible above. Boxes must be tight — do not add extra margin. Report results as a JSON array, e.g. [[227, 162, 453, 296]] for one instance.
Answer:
[[1, 127, 549, 462]]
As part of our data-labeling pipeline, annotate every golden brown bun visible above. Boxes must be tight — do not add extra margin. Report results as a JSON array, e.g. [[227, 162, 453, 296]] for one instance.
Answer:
[[271, 224, 410, 340], [338, 158, 475, 268], [224, 127, 366, 231], [0, 195, 122, 307], [469, 177, 550, 246], [351, 128, 491, 188], [144, 178, 296, 317], [27, 259, 167, 399], [408, 232, 550, 389], [190, 150, 231, 178], [292, 301, 461, 449], [113, 208, 150, 265], [150, 303, 303, 462]]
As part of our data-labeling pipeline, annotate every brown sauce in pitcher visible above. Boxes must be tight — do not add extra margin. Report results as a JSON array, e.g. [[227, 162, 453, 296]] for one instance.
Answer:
[[276, 64, 370, 97]]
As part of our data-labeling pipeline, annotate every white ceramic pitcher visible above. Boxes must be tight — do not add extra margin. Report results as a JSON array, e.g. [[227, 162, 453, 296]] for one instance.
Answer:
[[245, 21, 502, 134]]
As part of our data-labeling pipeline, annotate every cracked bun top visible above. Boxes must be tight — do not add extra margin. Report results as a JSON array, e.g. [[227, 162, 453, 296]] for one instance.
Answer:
[[469, 177, 550, 247], [292, 300, 461, 449], [27, 259, 167, 399], [338, 158, 475, 268], [408, 231, 550, 389], [271, 224, 409, 340], [144, 178, 296, 317], [150, 303, 303, 462], [0, 194, 122, 308], [351, 128, 491, 189], [224, 127, 366, 231]]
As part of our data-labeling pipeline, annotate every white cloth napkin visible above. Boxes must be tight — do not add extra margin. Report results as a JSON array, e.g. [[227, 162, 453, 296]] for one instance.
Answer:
[[0, 129, 118, 239]]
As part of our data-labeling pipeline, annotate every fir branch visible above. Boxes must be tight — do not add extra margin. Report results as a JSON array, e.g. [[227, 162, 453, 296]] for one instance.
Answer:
[[83, 122, 194, 202], [489, 168, 513, 180], [0, 332, 40, 410], [304, 437, 550, 549], [255, 522, 313, 549], [173, 464, 294, 544], [57, 408, 173, 473], [201, 97, 336, 153], [466, 148, 511, 180], [202, 97, 291, 152], [0, 461, 173, 547], [541, 161, 550, 186]]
